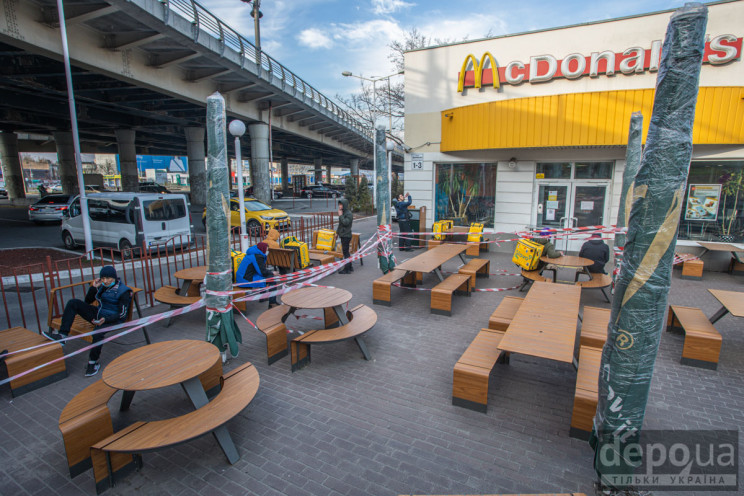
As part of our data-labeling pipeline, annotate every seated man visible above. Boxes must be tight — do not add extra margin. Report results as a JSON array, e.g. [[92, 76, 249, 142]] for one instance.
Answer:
[[235, 242, 278, 308], [579, 232, 610, 274], [43, 266, 132, 377], [533, 229, 564, 271]]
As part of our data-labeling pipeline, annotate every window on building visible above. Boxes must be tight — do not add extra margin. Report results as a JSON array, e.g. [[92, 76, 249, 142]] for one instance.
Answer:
[[678, 161, 744, 242], [434, 163, 497, 228]]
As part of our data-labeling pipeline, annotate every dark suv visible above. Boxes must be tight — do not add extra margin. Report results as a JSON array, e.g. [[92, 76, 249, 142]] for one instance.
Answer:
[[139, 183, 170, 194]]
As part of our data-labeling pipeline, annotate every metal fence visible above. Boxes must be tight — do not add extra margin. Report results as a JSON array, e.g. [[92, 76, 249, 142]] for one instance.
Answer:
[[1, 213, 335, 335]]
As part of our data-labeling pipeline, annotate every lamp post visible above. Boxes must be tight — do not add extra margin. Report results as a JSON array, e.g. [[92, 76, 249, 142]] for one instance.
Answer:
[[228, 119, 248, 253], [240, 0, 263, 69]]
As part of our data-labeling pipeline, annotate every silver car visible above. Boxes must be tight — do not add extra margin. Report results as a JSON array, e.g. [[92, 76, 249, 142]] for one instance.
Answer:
[[29, 194, 74, 223]]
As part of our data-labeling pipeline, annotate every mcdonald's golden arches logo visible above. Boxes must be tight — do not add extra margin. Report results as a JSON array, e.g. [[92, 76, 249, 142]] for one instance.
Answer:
[[457, 52, 500, 92]]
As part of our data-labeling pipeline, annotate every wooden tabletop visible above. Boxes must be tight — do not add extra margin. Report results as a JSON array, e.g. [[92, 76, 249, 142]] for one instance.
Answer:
[[395, 243, 468, 273], [281, 286, 352, 309], [708, 289, 744, 317], [698, 242, 744, 253], [498, 282, 581, 363], [174, 266, 207, 281], [103, 340, 219, 391], [540, 255, 593, 267]]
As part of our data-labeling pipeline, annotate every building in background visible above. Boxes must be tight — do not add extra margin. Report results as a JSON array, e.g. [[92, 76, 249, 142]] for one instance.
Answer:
[[403, 0, 743, 253]]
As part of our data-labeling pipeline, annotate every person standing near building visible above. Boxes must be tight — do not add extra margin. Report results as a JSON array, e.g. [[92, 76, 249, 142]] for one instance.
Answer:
[[337, 198, 353, 274], [395, 192, 413, 251], [43, 266, 132, 377]]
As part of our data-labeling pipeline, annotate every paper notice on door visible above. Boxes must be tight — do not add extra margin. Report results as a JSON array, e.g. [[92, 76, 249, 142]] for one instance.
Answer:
[[546, 201, 559, 209], [546, 209, 556, 221], [548, 191, 558, 201], [580, 201, 594, 211]]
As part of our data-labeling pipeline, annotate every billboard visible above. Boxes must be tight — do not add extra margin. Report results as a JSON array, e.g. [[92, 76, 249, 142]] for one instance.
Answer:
[[115, 155, 188, 173]]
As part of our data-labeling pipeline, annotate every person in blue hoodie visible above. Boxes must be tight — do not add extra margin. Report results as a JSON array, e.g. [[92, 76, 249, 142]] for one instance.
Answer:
[[43, 266, 132, 377], [235, 242, 278, 308], [394, 192, 413, 251]]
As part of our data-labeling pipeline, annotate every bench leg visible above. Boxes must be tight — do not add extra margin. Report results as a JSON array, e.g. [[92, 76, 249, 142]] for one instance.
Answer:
[[212, 425, 240, 464], [355, 337, 372, 360], [133, 298, 151, 344], [600, 288, 610, 303], [291, 341, 310, 372], [119, 390, 136, 412]]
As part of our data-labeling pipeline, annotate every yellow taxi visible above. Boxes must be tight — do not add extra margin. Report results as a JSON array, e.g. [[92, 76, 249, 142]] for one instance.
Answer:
[[202, 197, 291, 234]]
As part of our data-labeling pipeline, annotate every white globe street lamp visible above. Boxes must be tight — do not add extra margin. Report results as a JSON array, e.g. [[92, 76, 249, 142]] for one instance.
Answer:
[[228, 119, 248, 253]]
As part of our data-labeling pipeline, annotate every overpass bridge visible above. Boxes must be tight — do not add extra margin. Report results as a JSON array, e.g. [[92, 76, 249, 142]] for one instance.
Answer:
[[0, 0, 402, 203]]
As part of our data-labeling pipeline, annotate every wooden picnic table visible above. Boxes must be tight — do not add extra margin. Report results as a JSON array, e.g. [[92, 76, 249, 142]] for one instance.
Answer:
[[708, 288, 744, 323], [103, 339, 220, 410], [498, 282, 581, 364], [281, 286, 352, 324], [540, 255, 593, 283], [396, 243, 468, 282], [697, 241, 744, 256], [174, 266, 206, 297]]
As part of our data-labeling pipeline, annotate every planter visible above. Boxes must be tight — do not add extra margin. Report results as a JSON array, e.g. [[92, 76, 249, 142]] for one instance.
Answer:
[[716, 234, 736, 243]]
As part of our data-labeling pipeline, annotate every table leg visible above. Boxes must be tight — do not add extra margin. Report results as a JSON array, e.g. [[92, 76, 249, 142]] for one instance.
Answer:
[[332, 305, 349, 325], [355, 337, 372, 360], [119, 390, 135, 411], [433, 267, 445, 282], [709, 305, 729, 324], [458, 253, 467, 264], [281, 307, 297, 324], [177, 280, 191, 297], [133, 296, 151, 344], [212, 425, 240, 464], [181, 376, 209, 409]]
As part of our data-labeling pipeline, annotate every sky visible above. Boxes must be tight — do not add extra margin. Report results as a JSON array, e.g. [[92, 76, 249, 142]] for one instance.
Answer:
[[199, 0, 693, 102]]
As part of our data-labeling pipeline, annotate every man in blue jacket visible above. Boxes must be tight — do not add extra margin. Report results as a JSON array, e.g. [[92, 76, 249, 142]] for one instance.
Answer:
[[43, 266, 132, 377], [394, 192, 413, 251], [235, 242, 278, 307]]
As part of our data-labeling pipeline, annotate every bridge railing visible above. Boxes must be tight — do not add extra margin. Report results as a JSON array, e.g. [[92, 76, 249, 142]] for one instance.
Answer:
[[163, 0, 372, 139]]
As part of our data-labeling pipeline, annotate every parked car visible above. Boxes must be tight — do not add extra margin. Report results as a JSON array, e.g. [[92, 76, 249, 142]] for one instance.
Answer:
[[61, 192, 192, 252], [300, 185, 340, 199], [202, 197, 291, 235], [139, 182, 170, 194], [0, 188, 7, 198], [29, 194, 75, 223]]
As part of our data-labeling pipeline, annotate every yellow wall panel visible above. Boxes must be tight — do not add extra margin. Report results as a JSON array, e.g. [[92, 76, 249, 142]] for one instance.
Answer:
[[441, 87, 744, 151]]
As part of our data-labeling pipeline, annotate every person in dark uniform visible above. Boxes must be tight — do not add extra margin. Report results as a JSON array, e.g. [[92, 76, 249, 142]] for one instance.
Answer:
[[337, 198, 354, 273], [394, 193, 413, 251], [579, 233, 610, 274]]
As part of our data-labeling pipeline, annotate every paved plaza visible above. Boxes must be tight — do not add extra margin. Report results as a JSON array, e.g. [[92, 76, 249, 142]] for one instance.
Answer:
[[1, 236, 743, 496]]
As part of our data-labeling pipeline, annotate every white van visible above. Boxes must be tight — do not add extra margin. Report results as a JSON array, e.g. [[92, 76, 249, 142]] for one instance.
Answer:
[[61, 192, 193, 252]]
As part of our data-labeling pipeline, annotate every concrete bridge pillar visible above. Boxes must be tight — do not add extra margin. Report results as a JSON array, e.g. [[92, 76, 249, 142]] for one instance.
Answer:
[[313, 158, 323, 184], [326, 165, 332, 184], [248, 123, 271, 204], [349, 158, 359, 177], [280, 157, 289, 194], [0, 132, 26, 200], [53, 131, 79, 195], [115, 129, 138, 192], [185, 127, 206, 205]]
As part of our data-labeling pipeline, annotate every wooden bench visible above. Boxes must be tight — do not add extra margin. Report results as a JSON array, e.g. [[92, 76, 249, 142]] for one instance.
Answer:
[[518, 269, 549, 291], [90, 362, 259, 494], [49, 281, 150, 343], [308, 252, 336, 266], [667, 305, 722, 370], [310, 230, 340, 256], [576, 273, 612, 302], [58, 361, 222, 480], [153, 285, 201, 326], [431, 273, 471, 316], [681, 259, 704, 280], [255, 304, 292, 364], [0, 326, 67, 397], [372, 269, 416, 306], [570, 345, 602, 440], [290, 304, 377, 372], [458, 258, 490, 287], [488, 296, 524, 331], [452, 328, 506, 413], [267, 247, 297, 272], [580, 306, 610, 348]]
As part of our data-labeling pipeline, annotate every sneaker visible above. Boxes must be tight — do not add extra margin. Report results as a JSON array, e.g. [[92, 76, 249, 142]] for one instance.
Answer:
[[84, 362, 101, 377], [42, 330, 66, 346]]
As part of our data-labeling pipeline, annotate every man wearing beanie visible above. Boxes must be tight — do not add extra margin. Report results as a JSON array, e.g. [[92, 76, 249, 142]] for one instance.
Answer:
[[336, 198, 353, 274], [43, 266, 132, 377], [235, 242, 278, 308]]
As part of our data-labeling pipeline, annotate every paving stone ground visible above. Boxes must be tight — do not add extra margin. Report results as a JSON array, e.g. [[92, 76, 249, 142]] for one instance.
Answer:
[[1, 240, 742, 496]]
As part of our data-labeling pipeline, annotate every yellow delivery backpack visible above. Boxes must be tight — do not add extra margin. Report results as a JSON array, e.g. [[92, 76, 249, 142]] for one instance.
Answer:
[[280, 236, 310, 269], [231, 250, 246, 280], [432, 220, 453, 240], [467, 223, 484, 243], [512, 238, 544, 271], [315, 229, 336, 251]]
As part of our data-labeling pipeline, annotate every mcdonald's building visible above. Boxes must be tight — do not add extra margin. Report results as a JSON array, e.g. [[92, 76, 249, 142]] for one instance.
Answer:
[[403, 0, 744, 255]]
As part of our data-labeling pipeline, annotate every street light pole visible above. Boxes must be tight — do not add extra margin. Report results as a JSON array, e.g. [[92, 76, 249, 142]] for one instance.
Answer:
[[229, 120, 248, 253], [240, 0, 262, 69]]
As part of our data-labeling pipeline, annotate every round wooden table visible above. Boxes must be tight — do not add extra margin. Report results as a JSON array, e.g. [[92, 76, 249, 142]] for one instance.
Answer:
[[103, 339, 220, 410], [281, 286, 352, 324], [540, 255, 593, 267], [174, 266, 206, 296]]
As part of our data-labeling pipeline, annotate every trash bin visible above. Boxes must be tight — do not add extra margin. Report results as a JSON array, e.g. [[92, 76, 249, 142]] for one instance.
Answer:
[[407, 206, 427, 248]]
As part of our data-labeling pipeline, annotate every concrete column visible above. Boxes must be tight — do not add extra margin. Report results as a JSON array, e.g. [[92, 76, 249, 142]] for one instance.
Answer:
[[0, 132, 25, 199], [248, 123, 271, 204], [313, 158, 323, 184], [280, 157, 289, 193], [185, 127, 206, 205], [349, 158, 359, 177], [53, 131, 79, 195], [115, 129, 138, 192], [325, 165, 332, 184]]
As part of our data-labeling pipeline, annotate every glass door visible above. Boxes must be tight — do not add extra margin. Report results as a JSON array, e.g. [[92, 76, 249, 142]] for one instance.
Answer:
[[567, 184, 608, 252], [537, 184, 569, 231]]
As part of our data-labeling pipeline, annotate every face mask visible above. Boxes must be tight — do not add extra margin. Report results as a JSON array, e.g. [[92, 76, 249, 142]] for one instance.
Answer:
[[104, 280, 115, 288]]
